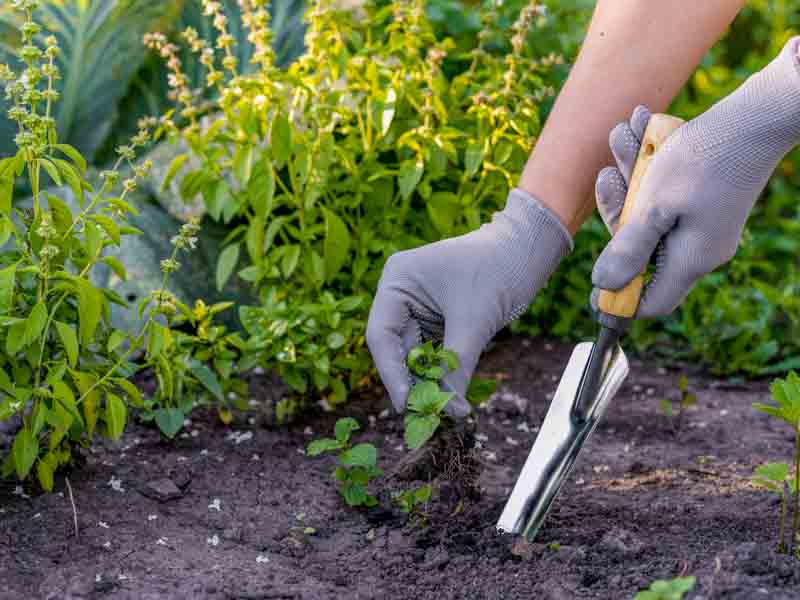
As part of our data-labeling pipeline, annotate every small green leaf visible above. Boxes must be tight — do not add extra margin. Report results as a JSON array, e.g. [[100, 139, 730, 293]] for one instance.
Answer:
[[107, 330, 126, 353], [55, 321, 79, 367], [189, 362, 224, 401], [0, 177, 11, 214], [52, 380, 84, 428], [465, 142, 484, 177], [660, 399, 674, 417], [327, 332, 346, 350], [105, 393, 127, 441], [398, 159, 424, 200], [77, 279, 103, 347], [162, 154, 189, 191], [335, 417, 360, 443], [271, 113, 292, 162], [755, 462, 790, 483], [339, 443, 377, 468], [36, 457, 55, 491], [23, 301, 48, 348], [322, 208, 351, 283], [54, 144, 88, 173], [341, 481, 367, 506], [216, 244, 240, 292], [101, 256, 127, 281], [466, 377, 497, 406], [0, 264, 16, 315], [154, 407, 185, 439], [408, 381, 453, 415], [404, 413, 441, 450], [12, 427, 38, 479], [307, 438, 343, 456]]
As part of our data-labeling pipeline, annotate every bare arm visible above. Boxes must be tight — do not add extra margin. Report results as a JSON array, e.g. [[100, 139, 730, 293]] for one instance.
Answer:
[[519, 0, 747, 234]]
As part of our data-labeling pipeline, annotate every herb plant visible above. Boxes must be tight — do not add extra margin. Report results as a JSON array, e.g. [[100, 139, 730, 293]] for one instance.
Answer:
[[752, 462, 794, 553], [393, 483, 432, 517], [659, 375, 697, 433], [753, 371, 800, 553], [307, 417, 382, 508], [405, 342, 458, 450], [634, 576, 696, 600]]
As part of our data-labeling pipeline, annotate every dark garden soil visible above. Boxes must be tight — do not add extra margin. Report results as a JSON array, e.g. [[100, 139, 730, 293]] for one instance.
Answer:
[[2, 335, 800, 600]]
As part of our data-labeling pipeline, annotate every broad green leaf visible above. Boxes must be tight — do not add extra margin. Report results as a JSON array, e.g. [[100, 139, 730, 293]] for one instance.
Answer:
[[427, 192, 460, 235], [281, 244, 301, 278], [53, 380, 84, 428], [39, 159, 63, 186], [398, 159, 424, 200], [73, 372, 99, 438], [755, 462, 790, 483], [0, 177, 11, 214], [54, 144, 88, 173], [335, 417, 360, 443], [307, 438, 343, 456], [5, 321, 26, 356], [341, 481, 367, 507], [189, 362, 224, 401], [465, 142, 484, 177], [404, 414, 440, 450], [107, 330, 126, 353], [23, 301, 48, 348], [339, 443, 377, 468], [162, 154, 189, 191], [55, 321, 79, 367], [0, 264, 16, 315], [77, 279, 103, 347], [216, 244, 240, 292], [466, 377, 497, 406], [322, 208, 351, 283], [271, 113, 292, 162], [407, 381, 453, 415], [250, 165, 274, 220], [234, 145, 255, 185], [0, 367, 12, 394], [12, 427, 38, 479], [381, 88, 396, 135], [246, 216, 265, 263], [36, 457, 55, 491], [104, 393, 127, 441], [90, 214, 121, 244], [154, 407, 185, 439], [112, 377, 143, 408]]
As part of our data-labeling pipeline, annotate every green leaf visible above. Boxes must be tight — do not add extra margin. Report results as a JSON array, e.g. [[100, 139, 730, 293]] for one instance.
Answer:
[[36, 457, 55, 492], [189, 362, 224, 401], [12, 427, 38, 480], [660, 399, 674, 417], [271, 113, 292, 162], [162, 154, 189, 191], [427, 192, 461, 235], [234, 145, 255, 185], [339, 443, 377, 468], [52, 380, 84, 429], [327, 332, 346, 350], [281, 244, 301, 278], [465, 142, 484, 177], [322, 208, 351, 283], [755, 462, 790, 483], [23, 301, 48, 348], [381, 88, 396, 135], [307, 438, 344, 456], [398, 159, 424, 200], [104, 393, 127, 441], [216, 244, 240, 292], [0, 177, 11, 214], [466, 377, 497, 406], [55, 321, 79, 367], [39, 159, 63, 186], [77, 279, 103, 347], [107, 330, 126, 353], [408, 381, 453, 415], [112, 378, 143, 408], [335, 417, 360, 443], [73, 372, 99, 438], [154, 407, 185, 439], [90, 214, 121, 244], [404, 414, 441, 450], [0, 264, 16, 315], [54, 144, 88, 173], [341, 481, 367, 507]]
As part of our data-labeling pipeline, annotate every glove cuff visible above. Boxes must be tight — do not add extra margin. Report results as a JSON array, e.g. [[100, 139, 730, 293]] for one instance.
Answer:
[[505, 188, 575, 254]]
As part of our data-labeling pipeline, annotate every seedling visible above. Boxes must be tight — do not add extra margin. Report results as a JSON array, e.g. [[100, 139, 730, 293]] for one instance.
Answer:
[[634, 576, 696, 600], [659, 376, 696, 433], [753, 371, 800, 554], [307, 418, 382, 508], [393, 484, 432, 518], [751, 462, 794, 552], [405, 343, 459, 450]]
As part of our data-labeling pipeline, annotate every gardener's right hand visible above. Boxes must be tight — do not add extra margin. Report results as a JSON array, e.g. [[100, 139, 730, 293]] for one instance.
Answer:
[[367, 189, 572, 417]]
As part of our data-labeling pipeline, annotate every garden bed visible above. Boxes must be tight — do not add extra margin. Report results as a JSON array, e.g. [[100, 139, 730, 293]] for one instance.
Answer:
[[1, 335, 798, 600]]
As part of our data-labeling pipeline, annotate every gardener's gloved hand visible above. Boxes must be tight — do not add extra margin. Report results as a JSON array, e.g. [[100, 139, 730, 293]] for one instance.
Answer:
[[367, 189, 572, 417], [593, 37, 800, 318]]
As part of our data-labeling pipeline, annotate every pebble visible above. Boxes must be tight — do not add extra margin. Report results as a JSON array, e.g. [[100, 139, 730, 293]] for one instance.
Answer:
[[141, 478, 183, 502]]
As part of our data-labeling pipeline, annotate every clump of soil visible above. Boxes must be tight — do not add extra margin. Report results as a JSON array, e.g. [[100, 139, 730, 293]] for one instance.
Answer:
[[387, 419, 481, 504]]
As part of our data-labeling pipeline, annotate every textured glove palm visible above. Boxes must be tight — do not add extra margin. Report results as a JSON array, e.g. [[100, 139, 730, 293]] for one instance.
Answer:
[[367, 190, 572, 417], [593, 38, 800, 318]]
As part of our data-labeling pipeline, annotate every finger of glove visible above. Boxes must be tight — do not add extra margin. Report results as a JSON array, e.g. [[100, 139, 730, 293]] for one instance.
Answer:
[[630, 105, 652, 142], [366, 291, 417, 413], [636, 233, 703, 319], [596, 167, 628, 234], [609, 122, 643, 185], [440, 324, 488, 419], [592, 218, 673, 291]]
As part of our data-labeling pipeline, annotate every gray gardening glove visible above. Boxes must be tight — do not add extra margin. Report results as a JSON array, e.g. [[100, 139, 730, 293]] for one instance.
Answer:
[[367, 189, 572, 417], [593, 37, 800, 318]]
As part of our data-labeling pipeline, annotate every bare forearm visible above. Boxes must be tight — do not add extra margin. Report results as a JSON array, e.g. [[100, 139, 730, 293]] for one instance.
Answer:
[[519, 0, 746, 235]]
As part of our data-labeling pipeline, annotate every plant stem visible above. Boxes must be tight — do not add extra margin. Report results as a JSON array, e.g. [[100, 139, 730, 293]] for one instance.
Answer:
[[792, 428, 800, 552], [779, 489, 787, 553]]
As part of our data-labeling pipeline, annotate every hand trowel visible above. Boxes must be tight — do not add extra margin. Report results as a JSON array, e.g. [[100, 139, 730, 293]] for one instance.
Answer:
[[496, 113, 685, 541]]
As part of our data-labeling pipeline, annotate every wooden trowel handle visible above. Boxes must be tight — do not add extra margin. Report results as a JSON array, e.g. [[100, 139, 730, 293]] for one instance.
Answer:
[[597, 114, 685, 319]]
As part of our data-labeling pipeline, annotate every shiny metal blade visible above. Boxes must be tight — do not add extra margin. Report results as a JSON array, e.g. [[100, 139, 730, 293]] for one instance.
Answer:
[[496, 341, 629, 540]]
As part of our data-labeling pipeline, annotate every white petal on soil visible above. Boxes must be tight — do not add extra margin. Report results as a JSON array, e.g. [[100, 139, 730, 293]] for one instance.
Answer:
[[208, 498, 222, 512], [256, 555, 270, 563], [207, 535, 220, 547]]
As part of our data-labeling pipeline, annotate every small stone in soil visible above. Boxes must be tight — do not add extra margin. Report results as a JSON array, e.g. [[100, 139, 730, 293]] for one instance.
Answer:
[[140, 478, 183, 502]]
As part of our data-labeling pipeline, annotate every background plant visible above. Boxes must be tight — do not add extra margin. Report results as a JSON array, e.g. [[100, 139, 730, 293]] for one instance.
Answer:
[[306, 416, 382, 507], [753, 371, 800, 554], [634, 576, 696, 600], [659, 376, 697, 434], [752, 462, 794, 553]]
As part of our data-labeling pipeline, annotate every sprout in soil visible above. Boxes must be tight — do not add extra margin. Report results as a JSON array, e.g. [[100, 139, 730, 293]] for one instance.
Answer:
[[393, 484, 432, 519], [753, 371, 800, 554], [634, 576, 696, 600], [752, 462, 793, 553], [306, 418, 382, 508], [659, 375, 697, 433]]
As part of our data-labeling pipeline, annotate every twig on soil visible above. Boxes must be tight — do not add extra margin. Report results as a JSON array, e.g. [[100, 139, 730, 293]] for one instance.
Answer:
[[65, 477, 79, 539]]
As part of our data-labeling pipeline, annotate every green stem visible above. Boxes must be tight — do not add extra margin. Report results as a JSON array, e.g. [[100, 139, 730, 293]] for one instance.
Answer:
[[779, 490, 788, 553], [792, 428, 800, 551]]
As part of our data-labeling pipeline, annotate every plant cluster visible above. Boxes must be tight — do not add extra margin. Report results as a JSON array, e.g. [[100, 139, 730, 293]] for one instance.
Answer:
[[634, 576, 696, 600], [307, 417, 382, 507], [404, 342, 458, 450], [752, 371, 800, 554], [393, 483, 432, 517], [659, 375, 697, 434], [150, 0, 556, 408]]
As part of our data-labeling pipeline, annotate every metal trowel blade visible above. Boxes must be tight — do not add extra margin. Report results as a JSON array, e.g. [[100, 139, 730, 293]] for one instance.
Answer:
[[496, 341, 629, 540]]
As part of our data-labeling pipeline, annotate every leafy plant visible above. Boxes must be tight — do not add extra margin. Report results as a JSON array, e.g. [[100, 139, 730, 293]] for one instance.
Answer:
[[404, 342, 458, 450], [150, 0, 556, 409], [393, 483, 431, 516], [634, 576, 696, 600], [753, 371, 800, 554], [307, 417, 382, 507], [0, 3, 185, 489], [659, 375, 697, 433], [752, 462, 794, 553]]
